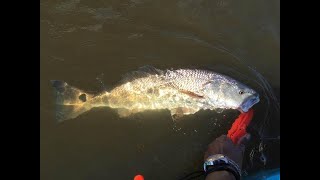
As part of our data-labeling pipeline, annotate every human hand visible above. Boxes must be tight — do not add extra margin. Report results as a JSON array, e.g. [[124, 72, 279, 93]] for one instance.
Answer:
[[204, 134, 249, 169]]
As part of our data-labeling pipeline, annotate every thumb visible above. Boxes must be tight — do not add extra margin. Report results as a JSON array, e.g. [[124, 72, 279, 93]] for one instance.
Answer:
[[237, 133, 251, 151]]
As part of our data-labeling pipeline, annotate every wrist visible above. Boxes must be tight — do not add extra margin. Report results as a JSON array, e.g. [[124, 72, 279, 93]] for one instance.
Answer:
[[203, 154, 241, 180], [205, 170, 236, 180]]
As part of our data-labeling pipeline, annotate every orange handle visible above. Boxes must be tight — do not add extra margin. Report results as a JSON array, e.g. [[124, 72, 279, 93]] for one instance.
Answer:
[[227, 109, 254, 144]]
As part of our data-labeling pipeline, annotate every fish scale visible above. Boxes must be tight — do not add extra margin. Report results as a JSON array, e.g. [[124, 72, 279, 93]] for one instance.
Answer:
[[165, 69, 220, 94]]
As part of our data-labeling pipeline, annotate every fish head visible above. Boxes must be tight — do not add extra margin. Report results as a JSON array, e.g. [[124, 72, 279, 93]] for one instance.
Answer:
[[202, 78, 260, 112]]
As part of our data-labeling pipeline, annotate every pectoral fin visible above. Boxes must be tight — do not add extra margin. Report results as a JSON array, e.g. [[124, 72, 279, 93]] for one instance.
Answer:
[[179, 90, 204, 98], [170, 107, 198, 121]]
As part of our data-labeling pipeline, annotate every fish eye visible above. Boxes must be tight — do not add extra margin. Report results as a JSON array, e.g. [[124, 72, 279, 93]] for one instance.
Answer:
[[239, 90, 244, 95]]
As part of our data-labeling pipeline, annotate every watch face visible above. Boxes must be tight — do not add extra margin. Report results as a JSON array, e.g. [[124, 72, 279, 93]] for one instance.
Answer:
[[206, 154, 225, 162], [204, 161, 213, 171], [204, 155, 241, 179], [204, 155, 234, 172]]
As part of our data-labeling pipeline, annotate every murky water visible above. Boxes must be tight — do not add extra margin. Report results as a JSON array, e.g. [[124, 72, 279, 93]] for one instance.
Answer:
[[40, 0, 279, 179]]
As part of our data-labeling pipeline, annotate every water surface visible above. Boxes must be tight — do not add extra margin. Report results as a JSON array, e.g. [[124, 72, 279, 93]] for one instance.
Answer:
[[40, 0, 280, 179]]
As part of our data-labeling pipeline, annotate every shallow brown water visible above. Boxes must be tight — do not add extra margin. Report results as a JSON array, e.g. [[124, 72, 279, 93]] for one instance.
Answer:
[[40, 0, 279, 179]]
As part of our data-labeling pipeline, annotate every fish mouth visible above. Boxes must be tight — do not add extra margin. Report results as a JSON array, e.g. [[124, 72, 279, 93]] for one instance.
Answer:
[[239, 95, 260, 112]]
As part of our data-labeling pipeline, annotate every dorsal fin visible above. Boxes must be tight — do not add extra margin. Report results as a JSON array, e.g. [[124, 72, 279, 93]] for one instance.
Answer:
[[119, 65, 164, 83], [137, 65, 163, 74]]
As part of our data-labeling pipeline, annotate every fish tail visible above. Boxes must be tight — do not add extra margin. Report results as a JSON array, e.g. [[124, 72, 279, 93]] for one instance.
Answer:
[[51, 80, 94, 122]]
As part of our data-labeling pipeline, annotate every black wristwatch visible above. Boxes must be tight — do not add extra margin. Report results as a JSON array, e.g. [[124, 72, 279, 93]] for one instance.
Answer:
[[203, 154, 241, 180]]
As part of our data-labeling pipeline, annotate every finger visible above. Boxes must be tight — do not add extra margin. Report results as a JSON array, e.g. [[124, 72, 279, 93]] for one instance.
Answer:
[[216, 135, 228, 142], [237, 133, 251, 146], [237, 133, 251, 152]]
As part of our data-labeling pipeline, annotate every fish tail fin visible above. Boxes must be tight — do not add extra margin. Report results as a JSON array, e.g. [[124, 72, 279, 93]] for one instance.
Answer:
[[51, 80, 94, 122]]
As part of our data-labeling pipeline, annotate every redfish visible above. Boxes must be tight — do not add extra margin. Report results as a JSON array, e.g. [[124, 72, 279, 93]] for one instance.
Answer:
[[51, 66, 259, 122]]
